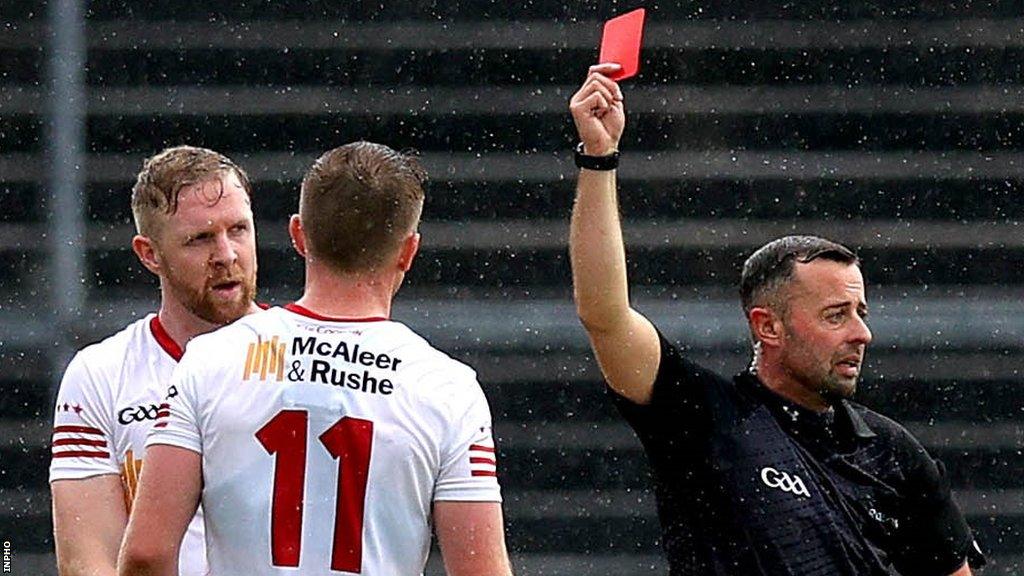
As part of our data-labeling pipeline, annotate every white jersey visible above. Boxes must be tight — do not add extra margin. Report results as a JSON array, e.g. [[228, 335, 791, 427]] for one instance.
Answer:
[[149, 304, 501, 576], [49, 314, 207, 576]]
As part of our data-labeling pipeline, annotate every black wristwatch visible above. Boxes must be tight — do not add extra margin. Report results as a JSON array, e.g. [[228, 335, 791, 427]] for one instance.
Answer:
[[574, 142, 620, 171]]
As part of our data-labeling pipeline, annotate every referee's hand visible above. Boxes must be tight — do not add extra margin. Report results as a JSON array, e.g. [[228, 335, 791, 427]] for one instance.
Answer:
[[569, 64, 625, 157]]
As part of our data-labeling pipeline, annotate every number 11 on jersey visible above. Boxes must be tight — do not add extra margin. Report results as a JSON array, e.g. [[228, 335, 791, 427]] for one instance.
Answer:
[[256, 410, 374, 573]]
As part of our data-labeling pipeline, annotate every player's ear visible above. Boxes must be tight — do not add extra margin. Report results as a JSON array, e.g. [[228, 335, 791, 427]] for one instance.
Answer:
[[396, 231, 420, 273], [749, 306, 784, 350], [288, 214, 307, 258], [132, 234, 162, 275]]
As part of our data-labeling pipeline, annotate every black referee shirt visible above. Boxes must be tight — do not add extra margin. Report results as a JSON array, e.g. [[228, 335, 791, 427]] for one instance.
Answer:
[[614, 330, 985, 576]]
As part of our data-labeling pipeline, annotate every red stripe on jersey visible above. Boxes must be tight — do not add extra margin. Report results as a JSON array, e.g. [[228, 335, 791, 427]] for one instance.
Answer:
[[471, 470, 498, 477], [469, 444, 496, 453], [470, 456, 496, 465], [158, 403, 170, 409], [52, 438, 107, 448], [284, 303, 388, 322], [150, 316, 184, 361], [157, 411, 170, 417], [53, 425, 103, 435], [153, 422, 168, 428], [52, 450, 110, 459]]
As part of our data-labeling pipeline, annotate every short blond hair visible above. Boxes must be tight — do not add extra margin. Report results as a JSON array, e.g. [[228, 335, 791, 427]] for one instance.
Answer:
[[131, 145, 251, 237]]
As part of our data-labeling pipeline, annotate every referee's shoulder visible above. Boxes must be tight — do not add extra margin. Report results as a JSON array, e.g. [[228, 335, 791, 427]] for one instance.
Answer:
[[846, 400, 923, 449], [847, 400, 956, 491]]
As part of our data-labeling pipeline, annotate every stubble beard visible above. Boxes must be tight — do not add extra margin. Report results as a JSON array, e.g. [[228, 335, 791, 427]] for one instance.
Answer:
[[820, 370, 858, 404], [782, 327, 861, 406]]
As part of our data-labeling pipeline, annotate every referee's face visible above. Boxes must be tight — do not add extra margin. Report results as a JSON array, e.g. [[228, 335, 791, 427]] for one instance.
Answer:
[[778, 260, 872, 404]]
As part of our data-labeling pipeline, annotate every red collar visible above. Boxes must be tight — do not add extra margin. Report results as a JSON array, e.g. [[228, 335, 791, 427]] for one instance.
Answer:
[[149, 316, 184, 361], [283, 303, 388, 323]]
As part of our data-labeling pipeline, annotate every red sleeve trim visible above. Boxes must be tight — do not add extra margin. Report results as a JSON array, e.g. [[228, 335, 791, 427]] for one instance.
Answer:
[[52, 450, 111, 459], [470, 456, 497, 465], [53, 425, 104, 435], [469, 444, 496, 453], [471, 470, 498, 477], [52, 438, 107, 448]]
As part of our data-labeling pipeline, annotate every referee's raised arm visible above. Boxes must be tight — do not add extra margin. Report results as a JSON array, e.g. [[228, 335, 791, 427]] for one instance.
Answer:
[[568, 64, 660, 406]]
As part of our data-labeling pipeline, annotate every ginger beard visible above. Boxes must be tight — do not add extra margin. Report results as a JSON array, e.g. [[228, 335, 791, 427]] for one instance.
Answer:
[[161, 256, 257, 326]]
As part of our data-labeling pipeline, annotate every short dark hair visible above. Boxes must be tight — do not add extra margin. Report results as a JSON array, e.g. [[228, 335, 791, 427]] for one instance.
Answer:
[[740, 235, 859, 314], [300, 141, 426, 273]]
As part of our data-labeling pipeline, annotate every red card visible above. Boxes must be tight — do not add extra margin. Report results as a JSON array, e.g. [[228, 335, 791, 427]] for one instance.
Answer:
[[598, 8, 646, 80]]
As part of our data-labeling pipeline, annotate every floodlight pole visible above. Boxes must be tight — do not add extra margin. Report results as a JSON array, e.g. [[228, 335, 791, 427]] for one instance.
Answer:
[[46, 0, 87, 397]]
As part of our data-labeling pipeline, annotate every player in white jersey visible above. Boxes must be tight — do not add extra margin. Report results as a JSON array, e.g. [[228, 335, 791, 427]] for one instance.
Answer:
[[120, 141, 512, 576], [50, 146, 260, 576]]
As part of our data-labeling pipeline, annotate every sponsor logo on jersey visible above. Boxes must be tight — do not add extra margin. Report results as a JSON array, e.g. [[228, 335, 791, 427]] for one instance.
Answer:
[[289, 336, 404, 395], [760, 466, 811, 498], [117, 403, 160, 424], [297, 322, 363, 336], [120, 449, 144, 512], [244, 336, 287, 382], [308, 361, 395, 395], [868, 506, 899, 529], [291, 336, 402, 372]]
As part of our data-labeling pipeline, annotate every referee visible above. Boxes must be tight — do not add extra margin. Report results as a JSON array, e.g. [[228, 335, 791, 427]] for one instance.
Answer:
[[567, 64, 986, 575]]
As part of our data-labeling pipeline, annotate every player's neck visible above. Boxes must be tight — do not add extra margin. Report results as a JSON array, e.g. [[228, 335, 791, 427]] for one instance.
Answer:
[[297, 266, 395, 320], [155, 287, 261, 350], [755, 356, 831, 413], [155, 297, 219, 351]]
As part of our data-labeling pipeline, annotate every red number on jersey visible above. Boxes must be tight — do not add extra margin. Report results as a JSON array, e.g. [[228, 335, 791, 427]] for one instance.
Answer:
[[255, 410, 308, 567], [256, 410, 374, 573], [320, 417, 374, 572]]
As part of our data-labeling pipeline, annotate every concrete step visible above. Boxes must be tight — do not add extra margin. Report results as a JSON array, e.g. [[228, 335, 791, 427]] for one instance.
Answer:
[[34, 178, 1024, 224], [7, 19, 1024, 51], [12, 219, 1024, 253], [15, 110, 1024, 156], [10, 85, 1024, 117], [41, 242, 1024, 293], [8, 150, 1024, 186]]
